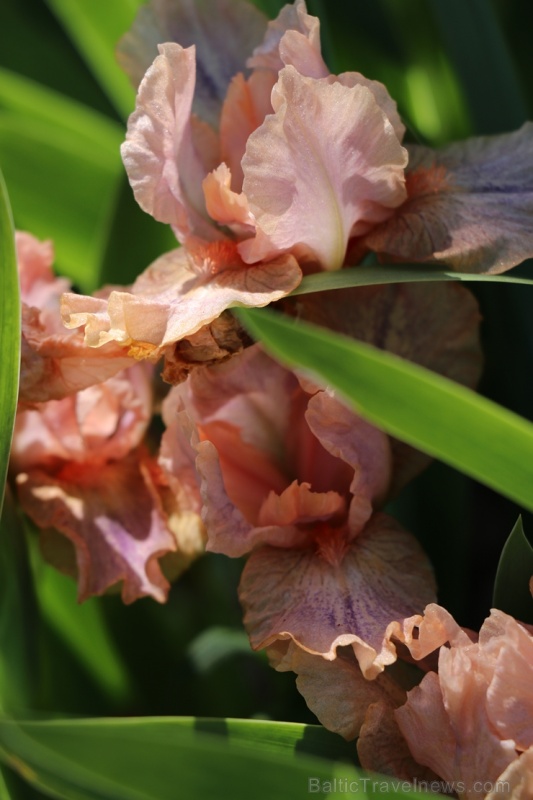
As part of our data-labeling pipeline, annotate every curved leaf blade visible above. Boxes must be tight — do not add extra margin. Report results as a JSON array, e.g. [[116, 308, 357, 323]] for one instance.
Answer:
[[238, 307, 533, 513], [492, 516, 533, 624], [0, 168, 18, 517], [291, 265, 533, 296], [0, 717, 436, 800]]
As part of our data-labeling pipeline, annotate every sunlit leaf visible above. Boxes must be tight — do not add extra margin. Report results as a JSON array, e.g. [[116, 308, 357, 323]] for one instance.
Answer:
[[0, 168, 18, 517], [238, 308, 533, 513], [291, 265, 533, 296], [0, 71, 124, 290], [492, 516, 533, 624], [0, 717, 438, 800], [44, 0, 143, 119]]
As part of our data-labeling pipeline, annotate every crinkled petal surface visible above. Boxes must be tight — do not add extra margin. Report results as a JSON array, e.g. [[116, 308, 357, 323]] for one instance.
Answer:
[[117, 0, 267, 129], [121, 43, 218, 241], [247, 0, 323, 74], [239, 66, 407, 270], [486, 748, 533, 800], [16, 453, 175, 603], [62, 247, 301, 357], [239, 512, 436, 678], [365, 123, 533, 273]]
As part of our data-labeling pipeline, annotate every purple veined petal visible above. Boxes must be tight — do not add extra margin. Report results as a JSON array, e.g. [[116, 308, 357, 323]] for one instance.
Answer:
[[365, 123, 533, 273], [239, 512, 436, 679]]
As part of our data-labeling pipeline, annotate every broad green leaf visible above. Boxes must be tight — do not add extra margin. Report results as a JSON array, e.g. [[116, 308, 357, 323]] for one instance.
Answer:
[[30, 549, 133, 704], [0, 717, 437, 800], [291, 265, 533, 296], [45, 0, 143, 119], [0, 70, 124, 291], [492, 516, 533, 624], [429, 0, 526, 134], [238, 308, 533, 514], [0, 491, 38, 714], [0, 168, 18, 517]]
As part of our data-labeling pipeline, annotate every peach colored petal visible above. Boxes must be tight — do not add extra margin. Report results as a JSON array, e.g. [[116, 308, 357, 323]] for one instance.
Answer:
[[117, 0, 267, 128], [337, 71, 405, 142], [16, 453, 176, 603], [483, 613, 533, 751], [293, 281, 482, 494], [277, 29, 329, 78], [394, 672, 463, 785], [16, 232, 133, 405], [239, 512, 436, 678], [220, 70, 277, 192], [247, 0, 323, 74], [12, 366, 152, 472], [202, 163, 255, 233], [62, 247, 302, 357], [198, 419, 288, 523], [365, 123, 533, 273], [257, 481, 346, 527], [239, 67, 407, 270], [305, 391, 392, 533], [397, 659, 518, 799], [186, 345, 297, 456], [196, 438, 309, 557], [121, 43, 218, 242], [486, 749, 533, 800]]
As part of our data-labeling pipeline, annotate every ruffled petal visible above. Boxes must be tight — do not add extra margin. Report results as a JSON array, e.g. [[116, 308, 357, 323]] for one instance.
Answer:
[[239, 66, 407, 270], [117, 0, 267, 128], [121, 43, 218, 242], [365, 123, 533, 273], [257, 481, 346, 527], [16, 453, 176, 603], [269, 643, 405, 740], [62, 246, 302, 358], [12, 366, 152, 471], [247, 0, 323, 74], [17, 232, 133, 405], [239, 512, 436, 678], [305, 390, 392, 532]]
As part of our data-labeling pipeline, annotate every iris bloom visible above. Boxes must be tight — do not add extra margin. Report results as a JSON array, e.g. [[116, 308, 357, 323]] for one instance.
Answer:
[[160, 280, 481, 678], [394, 606, 533, 799], [61, 0, 533, 382], [17, 232, 133, 406], [11, 363, 203, 603]]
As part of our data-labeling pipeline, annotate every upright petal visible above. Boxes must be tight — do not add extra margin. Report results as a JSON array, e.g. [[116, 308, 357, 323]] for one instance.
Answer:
[[365, 123, 533, 273], [117, 0, 267, 129], [240, 67, 407, 270], [121, 43, 219, 242], [239, 512, 436, 678], [247, 0, 323, 74]]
